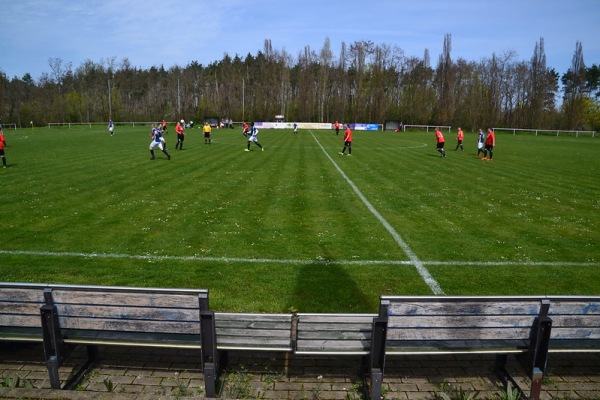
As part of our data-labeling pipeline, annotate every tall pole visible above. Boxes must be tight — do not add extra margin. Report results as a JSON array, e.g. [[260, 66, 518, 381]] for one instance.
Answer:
[[177, 78, 181, 120], [242, 79, 245, 122], [108, 79, 112, 120]]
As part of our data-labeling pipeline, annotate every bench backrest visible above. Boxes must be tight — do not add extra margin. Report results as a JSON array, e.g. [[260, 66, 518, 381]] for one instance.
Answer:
[[215, 312, 293, 351], [546, 296, 600, 351], [380, 296, 547, 352], [0, 283, 47, 341], [296, 313, 376, 354], [44, 284, 209, 344]]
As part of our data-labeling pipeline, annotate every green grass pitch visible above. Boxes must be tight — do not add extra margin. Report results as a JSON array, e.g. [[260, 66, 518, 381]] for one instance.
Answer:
[[1, 125, 599, 312]]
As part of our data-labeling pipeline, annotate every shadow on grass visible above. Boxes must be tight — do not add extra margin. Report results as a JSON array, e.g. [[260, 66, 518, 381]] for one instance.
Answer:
[[290, 259, 375, 313]]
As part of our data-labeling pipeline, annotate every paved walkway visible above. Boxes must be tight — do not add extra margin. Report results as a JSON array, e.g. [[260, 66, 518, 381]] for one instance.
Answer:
[[1, 342, 599, 399]]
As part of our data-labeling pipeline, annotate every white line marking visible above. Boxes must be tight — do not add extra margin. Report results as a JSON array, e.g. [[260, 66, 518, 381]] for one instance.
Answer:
[[309, 130, 445, 295], [3, 250, 596, 268], [0, 250, 407, 265]]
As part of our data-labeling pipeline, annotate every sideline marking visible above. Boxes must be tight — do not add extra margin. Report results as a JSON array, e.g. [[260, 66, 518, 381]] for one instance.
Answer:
[[309, 130, 445, 295], [3, 250, 596, 268]]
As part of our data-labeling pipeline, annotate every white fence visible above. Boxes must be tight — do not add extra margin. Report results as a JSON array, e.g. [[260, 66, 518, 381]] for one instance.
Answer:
[[47, 122, 163, 129], [403, 125, 452, 133], [494, 127, 596, 138], [37, 123, 598, 138]]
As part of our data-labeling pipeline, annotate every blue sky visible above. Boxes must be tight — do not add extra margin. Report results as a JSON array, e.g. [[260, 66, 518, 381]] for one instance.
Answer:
[[1, 0, 598, 81]]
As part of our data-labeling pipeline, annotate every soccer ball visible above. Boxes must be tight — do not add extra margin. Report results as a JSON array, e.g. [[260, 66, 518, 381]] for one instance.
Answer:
[[180, 119, 184, 124]]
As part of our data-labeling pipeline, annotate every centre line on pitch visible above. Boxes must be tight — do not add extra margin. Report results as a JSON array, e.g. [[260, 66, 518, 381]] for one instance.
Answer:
[[309, 130, 445, 295]]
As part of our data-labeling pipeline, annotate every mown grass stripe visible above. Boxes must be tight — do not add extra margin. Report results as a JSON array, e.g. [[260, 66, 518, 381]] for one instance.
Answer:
[[309, 130, 445, 295]]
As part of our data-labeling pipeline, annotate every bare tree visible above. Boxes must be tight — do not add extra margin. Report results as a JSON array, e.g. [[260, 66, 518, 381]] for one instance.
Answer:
[[561, 41, 587, 129]]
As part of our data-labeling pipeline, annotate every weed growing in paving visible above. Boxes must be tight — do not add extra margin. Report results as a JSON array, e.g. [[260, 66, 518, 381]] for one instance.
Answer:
[[222, 365, 255, 399], [433, 383, 480, 400], [0, 374, 34, 389], [103, 377, 114, 392]]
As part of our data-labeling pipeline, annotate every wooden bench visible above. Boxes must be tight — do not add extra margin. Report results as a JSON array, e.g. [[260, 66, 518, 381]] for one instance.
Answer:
[[369, 296, 551, 400], [0, 283, 47, 343], [546, 296, 600, 352], [295, 313, 376, 355], [1, 283, 295, 398], [216, 312, 293, 352], [37, 284, 217, 393]]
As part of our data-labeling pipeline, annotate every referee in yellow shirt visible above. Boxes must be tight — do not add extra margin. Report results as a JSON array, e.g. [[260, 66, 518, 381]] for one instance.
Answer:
[[203, 122, 212, 145]]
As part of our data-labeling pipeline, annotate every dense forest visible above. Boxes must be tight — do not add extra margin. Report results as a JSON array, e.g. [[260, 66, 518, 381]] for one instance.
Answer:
[[1, 35, 599, 131]]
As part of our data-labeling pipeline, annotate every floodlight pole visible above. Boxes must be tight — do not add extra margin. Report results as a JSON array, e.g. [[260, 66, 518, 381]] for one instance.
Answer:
[[107, 79, 112, 120], [177, 78, 181, 120], [242, 79, 245, 122]]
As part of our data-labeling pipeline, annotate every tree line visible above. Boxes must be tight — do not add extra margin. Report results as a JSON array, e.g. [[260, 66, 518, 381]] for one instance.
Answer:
[[1, 35, 599, 131]]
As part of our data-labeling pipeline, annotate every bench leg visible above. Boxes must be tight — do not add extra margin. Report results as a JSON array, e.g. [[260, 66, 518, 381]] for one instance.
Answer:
[[370, 368, 383, 400], [529, 367, 543, 400], [204, 362, 217, 398], [46, 355, 61, 389]]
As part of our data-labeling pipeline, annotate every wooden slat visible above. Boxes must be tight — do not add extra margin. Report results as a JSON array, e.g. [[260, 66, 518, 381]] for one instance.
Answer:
[[549, 328, 600, 340], [62, 329, 201, 347], [58, 316, 200, 334], [215, 313, 291, 322], [386, 339, 529, 351], [386, 326, 533, 341], [0, 302, 44, 316], [0, 314, 43, 328], [0, 286, 46, 302], [549, 315, 600, 328], [297, 314, 376, 323], [217, 335, 291, 349], [298, 322, 373, 331], [387, 301, 543, 316], [56, 304, 199, 322], [52, 290, 202, 308], [297, 339, 370, 353], [297, 329, 371, 341], [216, 327, 291, 338], [215, 320, 291, 330], [547, 299, 600, 315], [387, 315, 538, 329]]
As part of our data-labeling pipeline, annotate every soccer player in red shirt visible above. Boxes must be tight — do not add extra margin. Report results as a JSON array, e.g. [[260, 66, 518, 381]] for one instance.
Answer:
[[334, 121, 340, 135], [339, 124, 353, 156], [455, 127, 464, 151], [175, 121, 185, 150], [482, 128, 495, 160], [435, 128, 446, 158], [0, 126, 7, 168]]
